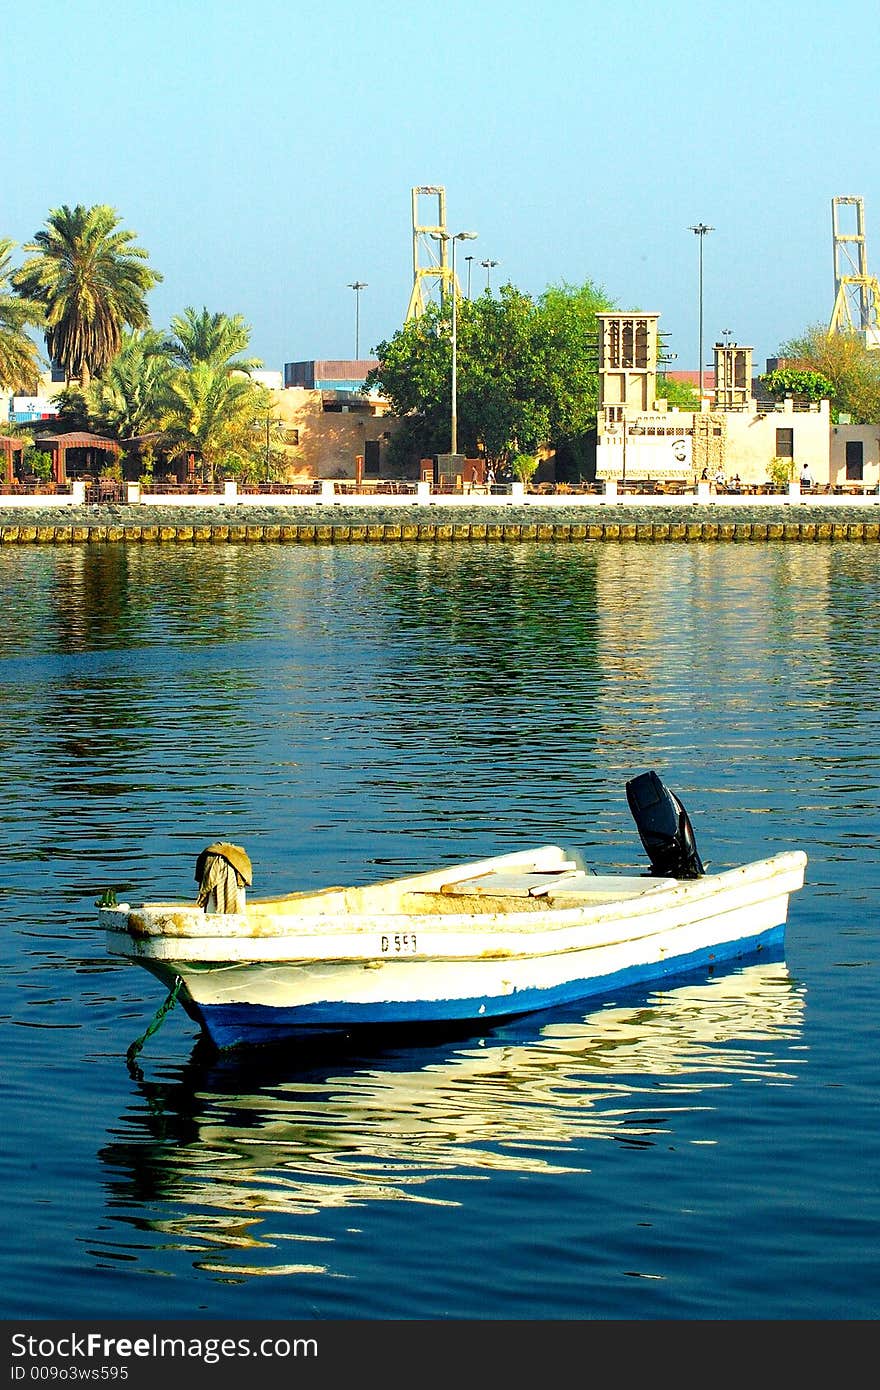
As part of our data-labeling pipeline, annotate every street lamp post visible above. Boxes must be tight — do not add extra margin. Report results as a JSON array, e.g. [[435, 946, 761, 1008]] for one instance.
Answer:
[[442, 231, 478, 456], [465, 254, 474, 299], [347, 281, 367, 358], [688, 224, 713, 402], [481, 258, 499, 292]]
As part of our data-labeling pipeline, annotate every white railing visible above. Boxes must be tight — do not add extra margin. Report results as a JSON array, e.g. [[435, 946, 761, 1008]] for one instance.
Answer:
[[2, 480, 879, 509]]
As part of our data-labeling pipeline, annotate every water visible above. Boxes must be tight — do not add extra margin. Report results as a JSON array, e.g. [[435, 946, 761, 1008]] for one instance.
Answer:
[[1, 539, 878, 1321]]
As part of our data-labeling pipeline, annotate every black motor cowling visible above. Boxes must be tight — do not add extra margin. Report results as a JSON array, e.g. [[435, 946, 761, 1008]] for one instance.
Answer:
[[625, 770, 705, 879]]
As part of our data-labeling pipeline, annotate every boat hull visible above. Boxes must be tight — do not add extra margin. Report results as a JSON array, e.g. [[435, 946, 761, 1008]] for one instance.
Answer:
[[105, 849, 806, 1050], [154, 922, 786, 1048]]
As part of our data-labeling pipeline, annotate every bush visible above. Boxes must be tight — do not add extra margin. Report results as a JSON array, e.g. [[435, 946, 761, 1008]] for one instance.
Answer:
[[217, 451, 264, 485], [767, 456, 794, 489], [511, 452, 539, 486], [24, 448, 53, 482], [138, 447, 155, 485]]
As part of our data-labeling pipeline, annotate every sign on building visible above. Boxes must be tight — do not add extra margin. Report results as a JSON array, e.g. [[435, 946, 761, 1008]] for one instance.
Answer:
[[597, 427, 692, 479]]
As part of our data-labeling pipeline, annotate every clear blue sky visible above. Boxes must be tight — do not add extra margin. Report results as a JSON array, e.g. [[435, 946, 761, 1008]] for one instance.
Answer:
[[7, 0, 880, 375]]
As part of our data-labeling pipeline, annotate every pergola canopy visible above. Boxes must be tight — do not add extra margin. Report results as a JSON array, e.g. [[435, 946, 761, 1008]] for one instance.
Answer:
[[34, 431, 122, 484], [0, 435, 26, 486]]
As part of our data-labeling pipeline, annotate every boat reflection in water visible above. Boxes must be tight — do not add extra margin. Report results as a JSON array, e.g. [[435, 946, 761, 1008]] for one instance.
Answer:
[[98, 957, 806, 1281]]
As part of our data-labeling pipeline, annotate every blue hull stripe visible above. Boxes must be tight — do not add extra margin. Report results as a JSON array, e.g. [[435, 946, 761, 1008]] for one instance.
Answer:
[[191, 926, 784, 1049]]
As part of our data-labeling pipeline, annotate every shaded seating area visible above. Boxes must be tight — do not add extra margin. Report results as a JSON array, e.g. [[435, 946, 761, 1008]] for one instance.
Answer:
[[33, 431, 122, 485]]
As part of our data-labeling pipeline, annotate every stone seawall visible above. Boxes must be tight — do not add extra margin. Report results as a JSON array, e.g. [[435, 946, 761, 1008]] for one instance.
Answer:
[[1, 504, 879, 544]]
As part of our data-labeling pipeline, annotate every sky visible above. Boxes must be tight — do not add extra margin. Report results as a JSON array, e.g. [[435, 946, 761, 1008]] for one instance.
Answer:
[[6, 0, 880, 377]]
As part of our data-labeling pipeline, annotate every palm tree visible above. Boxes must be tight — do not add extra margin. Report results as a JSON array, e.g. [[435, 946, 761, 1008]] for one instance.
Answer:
[[0, 238, 44, 391], [158, 362, 268, 482], [12, 204, 162, 390], [166, 307, 261, 375], [88, 329, 171, 439]]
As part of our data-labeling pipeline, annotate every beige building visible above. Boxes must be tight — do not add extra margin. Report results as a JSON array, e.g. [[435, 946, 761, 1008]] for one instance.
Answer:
[[272, 385, 400, 480], [830, 421, 880, 487], [595, 312, 880, 490]]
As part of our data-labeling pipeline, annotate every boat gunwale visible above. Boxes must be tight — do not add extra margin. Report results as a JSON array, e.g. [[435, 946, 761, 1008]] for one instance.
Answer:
[[103, 851, 807, 966]]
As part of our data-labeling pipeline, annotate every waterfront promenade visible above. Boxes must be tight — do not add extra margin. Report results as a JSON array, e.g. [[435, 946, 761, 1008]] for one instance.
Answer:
[[1, 488, 879, 544]]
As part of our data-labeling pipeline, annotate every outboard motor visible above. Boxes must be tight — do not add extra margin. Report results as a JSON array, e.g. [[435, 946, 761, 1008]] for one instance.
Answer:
[[625, 770, 705, 879]]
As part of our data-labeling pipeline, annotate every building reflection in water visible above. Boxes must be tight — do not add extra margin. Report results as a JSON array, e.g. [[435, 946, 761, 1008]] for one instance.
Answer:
[[97, 957, 806, 1280]]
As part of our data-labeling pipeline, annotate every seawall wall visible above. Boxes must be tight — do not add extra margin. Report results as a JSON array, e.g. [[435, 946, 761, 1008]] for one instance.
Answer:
[[1, 505, 879, 545]]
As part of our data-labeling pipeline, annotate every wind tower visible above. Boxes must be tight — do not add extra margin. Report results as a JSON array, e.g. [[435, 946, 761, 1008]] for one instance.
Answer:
[[829, 196, 880, 348], [597, 312, 659, 420], [404, 186, 460, 321], [713, 341, 753, 410]]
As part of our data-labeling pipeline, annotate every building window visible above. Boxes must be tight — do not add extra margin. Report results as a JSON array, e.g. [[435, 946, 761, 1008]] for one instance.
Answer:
[[775, 427, 794, 458], [605, 317, 648, 370], [622, 320, 634, 367], [845, 440, 864, 480], [634, 319, 648, 368], [284, 428, 299, 446]]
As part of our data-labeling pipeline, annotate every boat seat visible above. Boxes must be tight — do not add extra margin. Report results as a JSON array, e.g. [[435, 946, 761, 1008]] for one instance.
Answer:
[[439, 868, 583, 898], [545, 875, 676, 902], [436, 870, 676, 903]]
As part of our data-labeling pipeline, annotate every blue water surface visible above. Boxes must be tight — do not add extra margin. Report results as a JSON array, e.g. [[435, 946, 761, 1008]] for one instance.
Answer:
[[1, 538, 878, 1320]]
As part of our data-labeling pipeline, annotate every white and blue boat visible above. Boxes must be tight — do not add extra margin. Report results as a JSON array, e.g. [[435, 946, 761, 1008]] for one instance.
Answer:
[[101, 773, 807, 1052]]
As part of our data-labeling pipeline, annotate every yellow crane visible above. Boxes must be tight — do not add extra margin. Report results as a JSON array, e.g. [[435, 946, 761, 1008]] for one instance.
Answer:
[[404, 186, 462, 321], [829, 195, 880, 348]]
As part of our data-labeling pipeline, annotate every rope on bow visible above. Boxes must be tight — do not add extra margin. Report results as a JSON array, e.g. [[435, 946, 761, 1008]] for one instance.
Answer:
[[125, 976, 184, 1070]]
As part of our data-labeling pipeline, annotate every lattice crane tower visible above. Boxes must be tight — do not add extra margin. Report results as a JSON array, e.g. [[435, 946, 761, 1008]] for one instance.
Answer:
[[829, 196, 880, 348], [404, 186, 460, 321]]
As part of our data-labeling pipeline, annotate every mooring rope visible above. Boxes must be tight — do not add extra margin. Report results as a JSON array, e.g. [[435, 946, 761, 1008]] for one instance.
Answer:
[[125, 975, 184, 1070]]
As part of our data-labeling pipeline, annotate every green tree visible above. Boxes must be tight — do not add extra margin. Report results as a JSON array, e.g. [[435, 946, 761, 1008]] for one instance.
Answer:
[[0, 238, 44, 391], [166, 306, 261, 374], [366, 278, 614, 471], [773, 325, 880, 423], [12, 204, 162, 389], [52, 384, 92, 431], [364, 301, 454, 467], [531, 280, 612, 438], [460, 285, 552, 464], [656, 373, 699, 410], [759, 367, 835, 404]]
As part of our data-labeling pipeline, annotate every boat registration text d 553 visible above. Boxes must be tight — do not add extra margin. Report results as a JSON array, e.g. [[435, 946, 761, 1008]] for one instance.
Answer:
[[381, 932, 418, 954]]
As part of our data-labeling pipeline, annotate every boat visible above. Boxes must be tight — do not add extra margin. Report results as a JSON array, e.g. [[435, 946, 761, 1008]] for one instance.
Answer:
[[100, 771, 807, 1052]]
